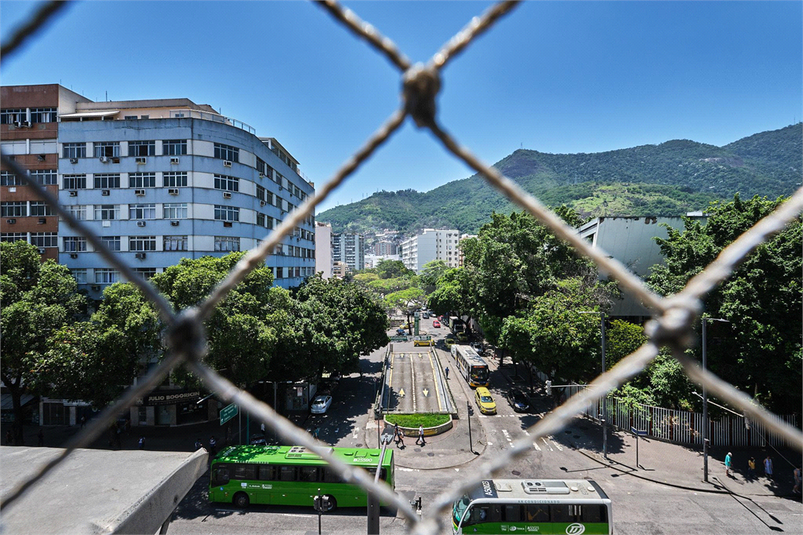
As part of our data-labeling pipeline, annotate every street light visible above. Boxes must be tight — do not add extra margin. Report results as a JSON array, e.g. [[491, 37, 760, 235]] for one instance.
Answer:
[[701, 316, 730, 483], [579, 311, 607, 459]]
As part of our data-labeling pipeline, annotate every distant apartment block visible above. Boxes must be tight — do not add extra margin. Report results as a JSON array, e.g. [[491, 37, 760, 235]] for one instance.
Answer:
[[400, 228, 461, 272], [315, 221, 333, 279], [364, 253, 401, 269], [1, 84, 316, 298], [372, 240, 397, 255], [331, 232, 364, 272]]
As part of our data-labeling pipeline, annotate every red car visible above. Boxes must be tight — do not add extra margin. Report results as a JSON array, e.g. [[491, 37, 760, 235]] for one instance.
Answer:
[[432, 320, 441, 328]]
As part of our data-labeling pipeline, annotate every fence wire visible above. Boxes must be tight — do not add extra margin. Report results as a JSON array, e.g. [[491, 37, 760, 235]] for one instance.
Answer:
[[1, 0, 802, 532]]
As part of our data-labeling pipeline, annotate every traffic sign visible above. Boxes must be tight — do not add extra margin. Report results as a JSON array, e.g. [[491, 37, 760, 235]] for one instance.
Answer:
[[630, 426, 647, 436], [220, 403, 238, 425]]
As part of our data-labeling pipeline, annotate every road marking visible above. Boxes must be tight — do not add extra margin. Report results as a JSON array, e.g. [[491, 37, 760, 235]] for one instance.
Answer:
[[524, 430, 541, 451], [398, 467, 419, 472], [422, 388, 429, 397], [541, 437, 553, 451], [502, 429, 515, 448], [399, 388, 405, 398], [548, 435, 563, 451]]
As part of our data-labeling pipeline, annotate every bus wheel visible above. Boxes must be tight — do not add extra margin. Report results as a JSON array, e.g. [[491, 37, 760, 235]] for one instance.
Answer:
[[322, 495, 336, 512], [233, 492, 249, 508]]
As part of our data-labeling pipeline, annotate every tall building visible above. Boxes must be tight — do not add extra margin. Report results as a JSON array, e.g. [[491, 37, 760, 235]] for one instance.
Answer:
[[1, 85, 316, 296], [315, 221, 333, 279], [331, 232, 364, 272], [1, 84, 91, 262], [400, 228, 461, 272]]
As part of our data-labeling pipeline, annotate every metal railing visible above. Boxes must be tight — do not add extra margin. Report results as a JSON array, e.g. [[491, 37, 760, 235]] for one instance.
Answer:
[[1, 1, 802, 533]]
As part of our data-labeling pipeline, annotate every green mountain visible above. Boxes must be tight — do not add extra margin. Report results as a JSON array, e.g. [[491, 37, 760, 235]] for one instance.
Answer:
[[318, 123, 802, 234]]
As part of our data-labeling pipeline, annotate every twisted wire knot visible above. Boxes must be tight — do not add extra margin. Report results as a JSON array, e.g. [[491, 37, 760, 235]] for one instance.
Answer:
[[403, 63, 441, 127]]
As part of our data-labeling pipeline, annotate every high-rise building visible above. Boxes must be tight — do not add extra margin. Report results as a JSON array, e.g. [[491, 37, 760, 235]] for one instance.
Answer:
[[315, 221, 333, 279], [400, 228, 461, 272], [1, 84, 316, 295], [331, 232, 364, 272]]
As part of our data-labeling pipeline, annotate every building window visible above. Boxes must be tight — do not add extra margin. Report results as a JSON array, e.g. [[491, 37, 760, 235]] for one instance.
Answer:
[[65, 205, 87, 220], [30, 108, 58, 123], [63, 143, 86, 159], [134, 268, 157, 279], [163, 172, 187, 187], [163, 139, 188, 156], [30, 232, 57, 247], [64, 236, 87, 252], [256, 185, 266, 202], [129, 203, 156, 220], [0, 171, 23, 186], [163, 203, 187, 219], [94, 204, 120, 220], [129, 172, 156, 188], [30, 170, 58, 185], [101, 236, 121, 251], [275, 267, 284, 279], [30, 201, 54, 217], [164, 235, 188, 251], [214, 174, 239, 192], [256, 213, 265, 227], [94, 268, 119, 284], [214, 205, 239, 222], [129, 236, 157, 252], [0, 233, 26, 242], [266, 216, 274, 230], [1, 202, 26, 217], [129, 141, 156, 157], [63, 174, 87, 190], [0, 109, 26, 125], [94, 142, 120, 158], [70, 269, 87, 284], [214, 236, 240, 252], [213, 143, 239, 162], [94, 174, 120, 189]]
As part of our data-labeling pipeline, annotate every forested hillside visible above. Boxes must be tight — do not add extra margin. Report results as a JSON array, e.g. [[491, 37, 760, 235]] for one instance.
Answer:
[[318, 123, 802, 234]]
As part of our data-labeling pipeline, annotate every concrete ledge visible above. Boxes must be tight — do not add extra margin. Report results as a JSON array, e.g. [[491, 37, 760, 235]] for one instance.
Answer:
[[384, 416, 453, 437]]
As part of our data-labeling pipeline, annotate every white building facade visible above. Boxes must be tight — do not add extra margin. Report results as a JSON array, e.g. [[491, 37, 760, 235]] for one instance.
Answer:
[[331, 232, 365, 272], [400, 228, 461, 273], [315, 221, 333, 279]]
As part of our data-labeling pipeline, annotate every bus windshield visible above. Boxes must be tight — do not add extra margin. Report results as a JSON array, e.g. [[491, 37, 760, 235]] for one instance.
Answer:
[[471, 367, 489, 384], [453, 494, 471, 524]]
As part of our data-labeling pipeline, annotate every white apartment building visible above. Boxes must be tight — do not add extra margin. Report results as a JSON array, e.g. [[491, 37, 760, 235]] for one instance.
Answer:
[[315, 221, 333, 279], [400, 228, 461, 272]]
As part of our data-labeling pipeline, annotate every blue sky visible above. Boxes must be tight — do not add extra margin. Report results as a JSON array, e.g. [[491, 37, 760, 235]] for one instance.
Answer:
[[2, 1, 801, 213]]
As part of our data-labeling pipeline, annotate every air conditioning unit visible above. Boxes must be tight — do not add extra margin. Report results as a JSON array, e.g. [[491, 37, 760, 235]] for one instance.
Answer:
[[135, 252, 146, 259], [102, 190, 110, 196], [223, 160, 232, 167], [91, 285, 100, 291], [69, 253, 78, 259], [38, 247, 46, 254], [6, 219, 16, 224], [69, 158, 78, 164], [170, 220, 180, 226], [259, 172, 265, 178], [38, 217, 46, 224], [135, 157, 146, 165], [170, 157, 180, 165], [260, 200, 266, 207], [13, 120, 21, 127], [223, 192, 232, 199], [135, 189, 146, 196], [136, 220, 146, 227], [168, 188, 179, 196], [21, 121, 31, 128], [99, 156, 109, 163], [69, 190, 78, 197]]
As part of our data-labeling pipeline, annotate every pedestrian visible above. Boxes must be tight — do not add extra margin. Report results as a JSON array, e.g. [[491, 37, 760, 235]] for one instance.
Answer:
[[397, 429, 405, 449], [37, 429, 44, 447], [195, 438, 203, 450], [209, 435, 217, 456], [748, 456, 756, 478], [80, 415, 86, 428], [394, 423, 401, 445], [445, 367, 450, 380], [793, 467, 801, 495], [416, 425, 425, 446], [725, 452, 733, 477], [764, 455, 773, 480], [138, 436, 145, 450]]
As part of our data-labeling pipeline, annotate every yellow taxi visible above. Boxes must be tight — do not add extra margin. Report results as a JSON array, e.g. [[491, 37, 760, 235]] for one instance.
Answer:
[[474, 387, 497, 415]]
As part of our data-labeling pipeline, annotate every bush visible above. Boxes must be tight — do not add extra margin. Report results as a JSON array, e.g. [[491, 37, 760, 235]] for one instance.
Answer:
[[384, 413, 450, 428]]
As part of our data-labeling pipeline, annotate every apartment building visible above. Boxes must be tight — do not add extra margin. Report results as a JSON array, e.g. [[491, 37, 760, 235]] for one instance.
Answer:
[[315, 221, 333, 279], [331, 232, 365, 272], [400, 228, 461, 272], [1, 84, 316, 296]]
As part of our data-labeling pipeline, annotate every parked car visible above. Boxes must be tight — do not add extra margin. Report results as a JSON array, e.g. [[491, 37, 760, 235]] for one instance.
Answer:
[[396, 327, 406, 335], [432, 320, 441, 328], [474, 387, 497, 415], [310, 395, 333, 414], [505, 389, 531, 413], [422, 312, 430, 319]]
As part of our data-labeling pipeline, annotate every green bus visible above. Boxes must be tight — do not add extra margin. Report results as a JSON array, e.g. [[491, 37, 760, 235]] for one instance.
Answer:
[[452, 479, 612, 534], [209, 445, 395, 511]]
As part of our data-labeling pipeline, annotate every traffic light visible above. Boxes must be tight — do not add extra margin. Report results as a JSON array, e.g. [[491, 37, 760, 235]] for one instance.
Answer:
[[545, 380, 552, 396]]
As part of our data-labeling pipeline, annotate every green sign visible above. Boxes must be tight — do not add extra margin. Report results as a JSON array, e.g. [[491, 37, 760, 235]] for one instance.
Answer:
[[220, 403, 238, 425]]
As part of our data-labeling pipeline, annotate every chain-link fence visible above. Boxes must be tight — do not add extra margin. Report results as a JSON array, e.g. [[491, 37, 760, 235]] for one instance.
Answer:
[[2, 1, 802, 533]]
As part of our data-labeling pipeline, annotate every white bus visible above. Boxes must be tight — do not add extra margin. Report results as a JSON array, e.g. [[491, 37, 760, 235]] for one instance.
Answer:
[[452, 479, 612, 534], [451, 344, 489, 387]]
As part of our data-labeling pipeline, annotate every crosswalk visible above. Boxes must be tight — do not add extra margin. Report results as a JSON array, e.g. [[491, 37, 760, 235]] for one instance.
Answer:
[[487, 428, 566, 453]]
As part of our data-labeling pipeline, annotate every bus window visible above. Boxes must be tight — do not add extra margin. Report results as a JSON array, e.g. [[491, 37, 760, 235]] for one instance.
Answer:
[[322, 467, 345, 484], [258, 465, 276, 480], [298, 466, 319, 482], [279, 466, 296, 481], [367, 467, 387, 481], [503, 504, 522, 522], [525, 504, 550, 522], [233, 464, 257, 480], [581, 504, 607, 523], [211, 466, 230, 486], [550, 504, 571, 523]]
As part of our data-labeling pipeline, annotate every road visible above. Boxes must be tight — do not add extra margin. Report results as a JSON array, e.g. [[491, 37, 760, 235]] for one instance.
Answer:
[[383, 348, 451, 414], [169, 324, 803, 534]]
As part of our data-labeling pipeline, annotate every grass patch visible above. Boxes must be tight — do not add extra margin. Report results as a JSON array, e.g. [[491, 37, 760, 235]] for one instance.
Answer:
[[385, 413, 450, 428]]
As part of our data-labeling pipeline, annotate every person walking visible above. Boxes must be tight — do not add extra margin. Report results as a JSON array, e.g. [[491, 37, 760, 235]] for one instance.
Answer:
[[764, 455, 773, 480], [445, 367, 450, 380], [748, 457, 756, 478], [138, 436, 146, 450], [725, 452, 733, 477], [195, 438, 203, 450], [416, 425, 425, 446], [793, 467, 801, 495], [209, 435, 217, 456]]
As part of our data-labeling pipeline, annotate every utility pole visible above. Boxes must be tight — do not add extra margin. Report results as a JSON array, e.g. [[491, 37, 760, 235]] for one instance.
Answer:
[[600, 312, 607, 460], [701, 316, 730, 483]]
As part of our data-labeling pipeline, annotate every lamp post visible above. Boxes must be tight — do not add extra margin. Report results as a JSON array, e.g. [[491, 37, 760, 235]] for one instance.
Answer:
[[701, 316, 730, 482], [579, 311, 607, 459]]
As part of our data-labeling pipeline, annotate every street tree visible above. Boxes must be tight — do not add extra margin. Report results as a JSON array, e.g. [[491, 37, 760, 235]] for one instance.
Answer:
[[418, 260, 449, 294], [428, 267, 476, 327], [374, 259, 414, 280]]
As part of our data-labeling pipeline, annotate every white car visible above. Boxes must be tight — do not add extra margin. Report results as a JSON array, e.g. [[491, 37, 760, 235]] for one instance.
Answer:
[[310, 395, 333, 414]]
